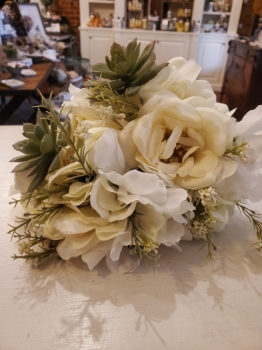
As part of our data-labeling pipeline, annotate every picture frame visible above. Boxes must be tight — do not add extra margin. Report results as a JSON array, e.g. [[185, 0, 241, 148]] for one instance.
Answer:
[[17, 3, 46, 42]]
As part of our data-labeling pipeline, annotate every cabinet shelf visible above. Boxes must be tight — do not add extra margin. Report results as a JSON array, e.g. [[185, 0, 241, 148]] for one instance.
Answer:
[[89, 1, 114, 4], [203, 11, 231, 16]]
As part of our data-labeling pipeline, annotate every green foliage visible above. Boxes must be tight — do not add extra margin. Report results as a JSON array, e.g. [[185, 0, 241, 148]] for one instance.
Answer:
[[237, 202, 262, 242], [10, 109, 66, 193], [88, 81, 140, 122], [85, 38, 168, 96]]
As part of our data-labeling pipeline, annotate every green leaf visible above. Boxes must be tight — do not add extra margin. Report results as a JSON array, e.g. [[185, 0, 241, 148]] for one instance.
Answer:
[[122, 47, 127, 60], [12, 140, 26, 152], [91, 63, 117, 75], [22, 131, 41, 144], [20, 141, 40, 155], [134, 41, 155, 73], [27, 154, 51, 177], [105, 55, 112, 70], [126, 38, 138, 66], [26, 168, 47, 193], [92, 68, 120, 80], [50, 121, 57, 145], [37, 110, 50, 134], [132, 62, 168, 86], [126, 86, 141, 96], [57, 139, 67, 148], [34, 124, 46, 140], [128, 43, 141, 74], [110, 42, 123, 56], [130, 60, 155, 82], [23, 123, 35, 133], [10, 153, 40, 163], [40, 134, 54, 154], [113, 61, 128, 78], [48, 153, 60, 173], [111, 55, 123, 68], [11, 155, 43, 173], [108, 80, 126, 90]]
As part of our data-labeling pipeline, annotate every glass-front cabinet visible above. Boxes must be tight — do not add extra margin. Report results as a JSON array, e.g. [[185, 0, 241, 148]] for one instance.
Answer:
[[201, 0, 232, 33], [160, 0, 194, 32]]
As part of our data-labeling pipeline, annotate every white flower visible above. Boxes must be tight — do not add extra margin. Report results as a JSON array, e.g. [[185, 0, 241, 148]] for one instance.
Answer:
[[191, 221, 208, 240], [61, 84, 91, 115], [49, 203, 166, 274], [140, 57, 227, 110], [90, 170, 194, 224], [74, 120, 93, 140], [198, 187, 217, 206], [86, 128, 127, 175], [119, 95, 237, 190], [214, 105, 262, 202], [239, 145, 254, 165], [95, 105, 126, 121]]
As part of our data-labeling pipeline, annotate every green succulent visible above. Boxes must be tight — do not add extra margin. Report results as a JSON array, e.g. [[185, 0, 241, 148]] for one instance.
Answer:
[[86, 38, 168, 96], [10, 110, 66, 193]]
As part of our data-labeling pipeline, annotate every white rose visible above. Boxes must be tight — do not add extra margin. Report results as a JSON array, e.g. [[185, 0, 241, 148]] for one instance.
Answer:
[[140, 57, 225, 110], [119, 95, 237, 190]]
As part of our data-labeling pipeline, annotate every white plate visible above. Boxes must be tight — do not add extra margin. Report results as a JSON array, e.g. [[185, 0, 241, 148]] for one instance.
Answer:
[[1, 79, 25, 88], [21, 69, 37, 77]]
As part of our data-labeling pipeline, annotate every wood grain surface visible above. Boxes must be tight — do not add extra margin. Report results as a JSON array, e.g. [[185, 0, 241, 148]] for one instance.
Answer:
[[0, 126, 262, 350]]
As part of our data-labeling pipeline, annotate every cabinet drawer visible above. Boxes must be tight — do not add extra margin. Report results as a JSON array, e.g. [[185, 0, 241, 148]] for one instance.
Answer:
[[227, 55, 245, 81], [223, 76, 245, 113], [235, 43, 248, 60]]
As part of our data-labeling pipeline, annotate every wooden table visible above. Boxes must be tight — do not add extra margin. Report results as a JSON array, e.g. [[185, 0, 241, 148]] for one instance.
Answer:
[[0, 126, 262, 349], [0, 61, 54, 125]]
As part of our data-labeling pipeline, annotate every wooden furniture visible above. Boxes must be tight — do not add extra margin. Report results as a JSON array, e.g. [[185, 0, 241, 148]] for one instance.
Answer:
[[0, 61, 54, 125], [79, 0, 243, 91], [0, 126, 262, 349], [220, 40, 262, 120]]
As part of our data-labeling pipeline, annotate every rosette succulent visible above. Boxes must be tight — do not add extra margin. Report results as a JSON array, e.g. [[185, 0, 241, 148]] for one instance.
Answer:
[[10, 111, 66, 193], [87, 38, 168, 96]]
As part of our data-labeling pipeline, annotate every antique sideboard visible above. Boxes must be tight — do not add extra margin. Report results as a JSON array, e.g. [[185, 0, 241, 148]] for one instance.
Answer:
[[221, 40, 262, 121]]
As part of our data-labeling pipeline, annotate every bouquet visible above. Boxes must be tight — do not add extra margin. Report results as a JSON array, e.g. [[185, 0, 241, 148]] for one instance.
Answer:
[[8, 39, 262, 274]]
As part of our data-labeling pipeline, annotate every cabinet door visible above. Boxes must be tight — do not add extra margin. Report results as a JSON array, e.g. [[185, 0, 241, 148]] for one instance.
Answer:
[[197, 35, 228, 91], [80, 29, 114, 63], [89, 35, 112, 65], [121, 33, 153, 53], [155, 39, 189, 64]]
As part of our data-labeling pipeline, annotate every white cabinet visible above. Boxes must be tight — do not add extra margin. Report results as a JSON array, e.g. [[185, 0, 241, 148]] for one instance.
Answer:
[[78, 0, 243, 90], [80, 28, 114, 62], [155, 33, 199, 63], [196, 33, 228, 91], [200, 0, 243, 35], [114, 30, 199, 64]]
